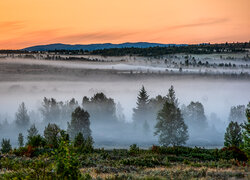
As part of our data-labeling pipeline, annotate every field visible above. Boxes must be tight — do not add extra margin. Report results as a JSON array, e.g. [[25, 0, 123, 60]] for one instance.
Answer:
[[0, 145, 249, 180]]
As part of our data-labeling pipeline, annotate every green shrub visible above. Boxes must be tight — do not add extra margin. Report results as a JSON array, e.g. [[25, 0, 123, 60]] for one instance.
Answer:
[[129, 144, 140, 155], [219, 146, 247, 161], [1, 138, 12, 153]]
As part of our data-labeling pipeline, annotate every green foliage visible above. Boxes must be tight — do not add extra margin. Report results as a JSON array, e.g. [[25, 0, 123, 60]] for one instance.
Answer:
[[74, 132, 94, 153], [44, 123, 61, 148], [224, 121, 242, 147], [27, 124, 38, 141], [219, 146, 247, 161], [1, 138, 12, 153], [128, 144, 140, 155], [155, 86, 188, 146], [27, 135, 46, 148], [53, 138, 81, 179], [18, 133, 24, 147]]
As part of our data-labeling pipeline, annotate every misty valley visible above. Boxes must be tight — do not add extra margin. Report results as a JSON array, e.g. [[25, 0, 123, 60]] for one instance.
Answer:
[[0, 48, 249, 179]]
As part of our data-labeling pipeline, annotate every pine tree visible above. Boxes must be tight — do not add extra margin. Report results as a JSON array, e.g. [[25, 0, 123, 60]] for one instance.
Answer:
[[155, 86, 188, 146], [133, 86, 150, 125], [27, 124, 38, 141], [1, 138, 12, 153], [67, 107, 91, 140], [44, 123, 61, 147], [15, 102, 30, 128], [224, 121, 242, 147], [18, 133, 24, 147]]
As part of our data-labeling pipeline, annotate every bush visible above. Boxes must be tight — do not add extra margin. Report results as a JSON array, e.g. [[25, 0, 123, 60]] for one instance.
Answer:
[[27, 135, 46, 148], [219, 146, 247, 161], [129, 144, 140, 155], [1, 138, 12, 153]]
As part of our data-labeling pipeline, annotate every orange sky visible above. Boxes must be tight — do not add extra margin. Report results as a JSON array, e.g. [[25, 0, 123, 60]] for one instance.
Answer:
[[0, 0, 249, 49]]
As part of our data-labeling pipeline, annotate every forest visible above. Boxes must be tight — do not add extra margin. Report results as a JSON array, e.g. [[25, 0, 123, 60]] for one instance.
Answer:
[[0, 85, 249, 179]]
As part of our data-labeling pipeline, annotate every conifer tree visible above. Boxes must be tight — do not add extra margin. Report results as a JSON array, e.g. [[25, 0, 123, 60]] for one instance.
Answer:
[[15, 102, 30, 128], [224, 121, 242, 147], [133, 86, 150, 125], [155, 86, 188, 146], [18, 133, 24, 147]]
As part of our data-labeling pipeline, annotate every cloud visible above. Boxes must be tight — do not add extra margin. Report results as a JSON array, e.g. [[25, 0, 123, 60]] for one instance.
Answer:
[[0, 21, 25, 33], [168, 18, 229, 30], [52, 31, 138, 44]]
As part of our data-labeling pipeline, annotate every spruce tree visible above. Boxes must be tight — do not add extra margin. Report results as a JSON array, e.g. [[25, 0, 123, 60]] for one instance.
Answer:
[[27, 124, 38, 141], [1, 138, 12, 153], [15, 102, 30, 128], [224, 121, 242, 147], [133, 86, 150, 125], [18, 133, 24, 147], [155, 86, 188, 146]]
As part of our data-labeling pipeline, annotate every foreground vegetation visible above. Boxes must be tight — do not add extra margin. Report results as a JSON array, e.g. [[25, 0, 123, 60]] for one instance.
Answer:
[[0, 142, 249, 180]]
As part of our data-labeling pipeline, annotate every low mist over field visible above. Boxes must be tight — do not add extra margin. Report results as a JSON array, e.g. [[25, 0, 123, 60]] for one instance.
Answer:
[[0, 54, 249, 148]]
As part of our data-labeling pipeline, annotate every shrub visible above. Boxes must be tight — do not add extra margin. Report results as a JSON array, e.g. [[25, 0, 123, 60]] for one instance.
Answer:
[[129, 144, 140, 155], [1, 138, 12, 153], [219, 147, 247, 161]]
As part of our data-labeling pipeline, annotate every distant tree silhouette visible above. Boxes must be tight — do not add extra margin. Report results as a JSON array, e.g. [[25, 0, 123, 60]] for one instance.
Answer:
[[182, 101, 207, 130], [18, 133, 24, 147], [133, 86, 150, 127], [228, 105, 246, 124], [67, 107, 91, 140], [82, 93, 117, 123], [15, 102, 30, 128]]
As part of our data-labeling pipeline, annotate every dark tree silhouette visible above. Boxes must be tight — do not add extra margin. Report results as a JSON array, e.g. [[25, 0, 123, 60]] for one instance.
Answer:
[[18, 133, 24, 147], [182, 101, 207, 130], [15, 102, 30, 128], [155, 86, 188, 146], [228, 105, 246, 124], [82, 93, 117, 123], [224, 121, 242, 147], [133, 86, 150, 126], [67, 107, 91, 140]]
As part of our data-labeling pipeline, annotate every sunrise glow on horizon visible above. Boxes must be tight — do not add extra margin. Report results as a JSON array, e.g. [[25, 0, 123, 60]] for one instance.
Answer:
[[0, 0, 249, 49]]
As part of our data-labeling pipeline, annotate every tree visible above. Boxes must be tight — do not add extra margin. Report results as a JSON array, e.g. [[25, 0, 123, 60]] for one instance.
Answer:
[[1, 138, 12, 153], [224, 121, 242, 147], [82, 93, 117, 123], [27, 124, 38, 141], [15, 102, 30, 128], [155, 86, 188, 146], [241, 102, 250, 157], [54, 138, 80, 179], [133, 86, 150, 126], [67, 107, 91, 140], [40, 97, 62, 123], [229, 105, 246, 124], [18, 133, 24, 147], [182, 101, 207, 130], [44, 123, 61, 148]]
